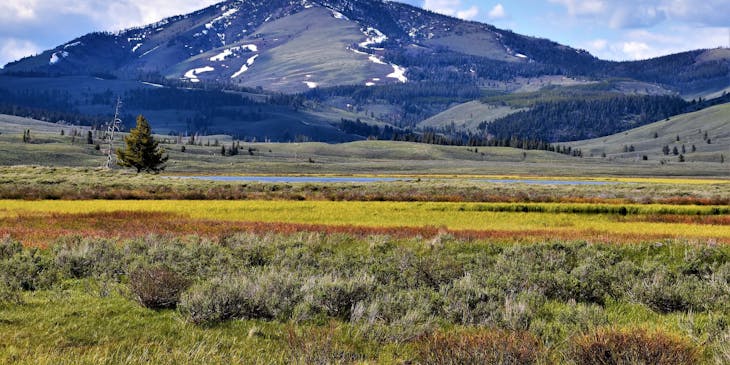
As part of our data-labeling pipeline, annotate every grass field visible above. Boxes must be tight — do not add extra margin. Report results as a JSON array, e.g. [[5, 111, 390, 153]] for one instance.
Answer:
[[2, 199, 730, 247]]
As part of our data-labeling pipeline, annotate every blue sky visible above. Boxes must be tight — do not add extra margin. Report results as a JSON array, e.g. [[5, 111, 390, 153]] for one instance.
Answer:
[[0, 0, 728, 67]]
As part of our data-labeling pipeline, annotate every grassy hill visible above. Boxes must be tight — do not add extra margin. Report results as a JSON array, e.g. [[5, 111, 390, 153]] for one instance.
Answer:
[[567, 103, 730, 163], [417, 101, 520, 132]]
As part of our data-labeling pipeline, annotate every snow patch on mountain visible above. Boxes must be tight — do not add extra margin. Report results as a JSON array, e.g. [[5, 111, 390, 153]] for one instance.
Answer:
[[387, 65, 407, 83], [184, 66, 215, 83], [206, 7, 239, 30], [210, 49, 234, 61], [142, 82, 165, 88], [140, 46, 160, 58], [231, 54, 259, 79], [369, 55, 386, 65], [210, 44, 258, 62], [49, 51, 69, 65], [359, 27, 387, 50], [63, 42, 82, 49], [331, 10, 348, 20]]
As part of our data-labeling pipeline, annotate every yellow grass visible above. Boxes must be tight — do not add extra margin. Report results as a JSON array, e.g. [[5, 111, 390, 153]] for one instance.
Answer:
[[1, 200, 729, 241]]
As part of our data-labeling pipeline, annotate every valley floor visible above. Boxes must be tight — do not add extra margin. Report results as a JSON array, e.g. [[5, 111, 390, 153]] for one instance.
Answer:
[[1, 111, 730, 363], [0, 166, 729, 363]]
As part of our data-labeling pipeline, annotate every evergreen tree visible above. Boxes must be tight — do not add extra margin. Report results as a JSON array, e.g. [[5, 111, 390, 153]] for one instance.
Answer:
[[116, 115, 168, 173]]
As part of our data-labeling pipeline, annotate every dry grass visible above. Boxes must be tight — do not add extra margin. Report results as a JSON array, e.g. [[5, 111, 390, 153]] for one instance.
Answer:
[[414, 329, 546, 365], [570, 327, 701, 365]]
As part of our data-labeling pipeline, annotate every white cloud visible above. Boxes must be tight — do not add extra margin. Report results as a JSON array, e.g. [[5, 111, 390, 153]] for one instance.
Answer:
[[620, 41, 652, 59], [587, 39, 608, 51], [457, 6, 479, 20], [549, 0, 730, 29], [587, 27, 728, 60], [548, 0, 605, 16], [423, 0, 481, 20], [0, 0, 220, 30], [0, 38, 40, 68], [487, 4, 506, 20], [0, 1, 39, 21]]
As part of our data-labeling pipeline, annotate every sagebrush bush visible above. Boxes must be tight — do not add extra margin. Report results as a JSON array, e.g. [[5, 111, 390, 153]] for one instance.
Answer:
[[297, 273, 375, 321], [351, 288, 437, 343], [414, 329, 545, 365], [681, 245, 728, 277], [0, 236, 22, 260], [570, 327, 700, 365], [0, 247, 57, 291], [0, 284, 22, 308], [179, 270, 301, 324], [531, 302, 609, 348], [633, 268, 727, 313], [129, 266, 190, 309], [54, 239, 124, 279]]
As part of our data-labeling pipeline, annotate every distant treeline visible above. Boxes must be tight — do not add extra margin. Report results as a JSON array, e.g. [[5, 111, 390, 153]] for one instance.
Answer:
[[0, 88, 112, 127]]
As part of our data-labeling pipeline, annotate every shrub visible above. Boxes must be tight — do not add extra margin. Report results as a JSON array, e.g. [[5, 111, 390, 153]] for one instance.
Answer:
[[297, 273, 375, 321], [0, 237, 22, 260], [633, 268, 725, 313], [179, 270, 301, 325], [680, 246, 728, 277], [0, 285, 22, 308], [414, 329, 544, 365], [54, 239, 124, 279], [570, 327, 700, 365], [439, 274, 540, 329], [0, 248, 57, 291], [129, 266, 190, 310], [351, 288, 437, 343]]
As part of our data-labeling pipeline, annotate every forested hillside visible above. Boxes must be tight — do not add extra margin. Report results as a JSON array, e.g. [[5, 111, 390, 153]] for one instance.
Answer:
[[483, 95, 689, 142]]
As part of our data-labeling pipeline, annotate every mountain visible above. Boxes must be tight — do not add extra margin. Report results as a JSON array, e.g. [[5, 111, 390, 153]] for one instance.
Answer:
[[1, 0, 729, 142]]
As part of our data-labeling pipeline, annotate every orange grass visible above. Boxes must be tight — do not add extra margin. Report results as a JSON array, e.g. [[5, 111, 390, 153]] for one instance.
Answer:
[[1, 211, 724, 247]]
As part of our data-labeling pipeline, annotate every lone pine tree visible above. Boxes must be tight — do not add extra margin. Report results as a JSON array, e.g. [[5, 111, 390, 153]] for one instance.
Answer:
[[116, 115, 168, 173]]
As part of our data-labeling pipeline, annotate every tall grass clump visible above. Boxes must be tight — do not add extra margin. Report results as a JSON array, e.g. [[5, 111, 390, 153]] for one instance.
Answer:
[[286, 325, 367, 365], [569, 327, 700, 365]]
